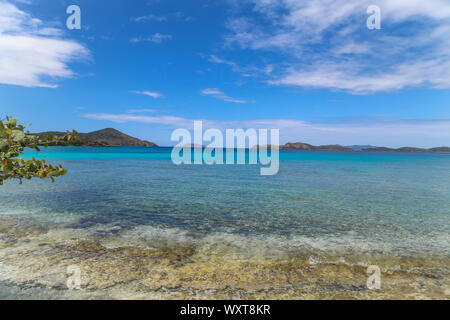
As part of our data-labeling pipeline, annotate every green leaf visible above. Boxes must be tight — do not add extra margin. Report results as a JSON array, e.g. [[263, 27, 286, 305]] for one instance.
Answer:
[[7, 118, 18, 127], [0, 116, 70, 185], [11, 129, 25, 141]]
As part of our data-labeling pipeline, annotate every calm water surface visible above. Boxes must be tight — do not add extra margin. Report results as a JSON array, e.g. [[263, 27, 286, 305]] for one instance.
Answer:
[[0, 147, 449, 299]]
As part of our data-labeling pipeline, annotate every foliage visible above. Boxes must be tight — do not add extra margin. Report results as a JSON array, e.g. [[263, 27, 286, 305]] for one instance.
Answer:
[[0, 117, 76, 185]]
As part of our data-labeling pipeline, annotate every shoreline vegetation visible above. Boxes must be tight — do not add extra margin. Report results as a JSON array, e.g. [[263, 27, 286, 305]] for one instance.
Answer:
[[31, 128, 450, 153]]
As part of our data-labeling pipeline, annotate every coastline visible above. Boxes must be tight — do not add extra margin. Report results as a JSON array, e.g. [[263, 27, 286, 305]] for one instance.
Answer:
[[0, 213, 448, 300], [31, 127, 450, 153]]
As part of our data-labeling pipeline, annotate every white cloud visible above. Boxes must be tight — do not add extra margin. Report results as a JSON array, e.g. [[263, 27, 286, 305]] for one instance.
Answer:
[[130, 33, 172, 44], [0, 1, 89, 88], [82, 113, 193, 128], [269, 59, 450, 94], [132, 12, 192, 23], [209, 55, 241, 72], [226, 0, 450, 94], [132, 14, 167, 23], [208, 54, 274, 77], [127, 109, 157, 113], [81, 112, 450, 147], [202, 88, 223, 96], [172, 11, 192, 22], [131, 90, 164, 98], [201, 88, 254, 104]]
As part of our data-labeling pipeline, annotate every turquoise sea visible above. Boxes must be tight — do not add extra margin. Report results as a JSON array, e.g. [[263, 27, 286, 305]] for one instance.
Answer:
[[0, 147, 449, 299]]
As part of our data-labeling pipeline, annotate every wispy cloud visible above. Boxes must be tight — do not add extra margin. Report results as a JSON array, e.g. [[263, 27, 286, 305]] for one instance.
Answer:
[[209, 55, 241, 72], [226, 0, 450, 94], [132, 14, 167, 22], [82, 112, 307, 130], [172, 11, 192, 22], [201, 88, 254, 104], [131, 12, 192, 23], [208, 54, 274, 78], [131, 91, 164, 98], [130, 33, 172, 44], [82, 113, 193, 128], [81, 112, 450, 147], [127, 109, 157, 113], [0, 1, 89, 88]]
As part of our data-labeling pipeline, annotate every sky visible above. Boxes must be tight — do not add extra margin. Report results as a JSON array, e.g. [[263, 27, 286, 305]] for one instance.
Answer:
[[0, 0, 450, 147]]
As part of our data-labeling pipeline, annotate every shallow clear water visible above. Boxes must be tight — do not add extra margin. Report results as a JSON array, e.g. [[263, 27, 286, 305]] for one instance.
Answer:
[[0, 147, 449, 299]]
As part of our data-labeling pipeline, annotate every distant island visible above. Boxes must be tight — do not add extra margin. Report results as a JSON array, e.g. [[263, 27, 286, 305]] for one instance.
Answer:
[[280, 142, 450, 153], [30, 129, 449, 152], [282, 142, 352, 151], [360, 146, 450, 153], [32, 128, 158, 147], [255, 142, 449, 153]]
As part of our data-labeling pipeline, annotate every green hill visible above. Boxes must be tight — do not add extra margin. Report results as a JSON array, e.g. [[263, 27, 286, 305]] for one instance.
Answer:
[[33, 128, 158, 147]]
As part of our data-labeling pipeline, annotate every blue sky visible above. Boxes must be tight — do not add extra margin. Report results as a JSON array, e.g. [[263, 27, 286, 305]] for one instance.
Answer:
[[1, 0, 450, 147]]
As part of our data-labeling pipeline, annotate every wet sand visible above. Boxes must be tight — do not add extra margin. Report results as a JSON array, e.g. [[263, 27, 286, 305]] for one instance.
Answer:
[[0, 214, 448, 300]]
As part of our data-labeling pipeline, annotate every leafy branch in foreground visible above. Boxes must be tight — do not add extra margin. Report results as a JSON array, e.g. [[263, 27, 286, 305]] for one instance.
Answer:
[[0, 117, 77, 185]]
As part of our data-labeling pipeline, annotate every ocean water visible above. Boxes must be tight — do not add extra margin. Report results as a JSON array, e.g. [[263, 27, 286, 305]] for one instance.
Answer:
[[0, 147, 449, 299]]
